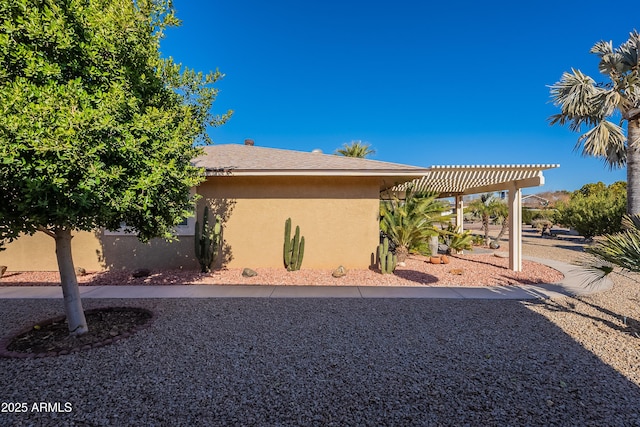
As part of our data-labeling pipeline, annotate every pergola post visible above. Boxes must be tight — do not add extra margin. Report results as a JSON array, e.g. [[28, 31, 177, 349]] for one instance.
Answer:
[[455, 196, 464, 232], [508, 184, 522, 271]]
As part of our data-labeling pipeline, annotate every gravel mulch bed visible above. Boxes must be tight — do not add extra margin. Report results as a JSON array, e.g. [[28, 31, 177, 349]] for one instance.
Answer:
[[0, 252, 564, 288], [1, 295, 639, 426]]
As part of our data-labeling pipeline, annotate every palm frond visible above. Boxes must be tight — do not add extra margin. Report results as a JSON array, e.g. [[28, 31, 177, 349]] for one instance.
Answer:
[[617, 30, 640, 69], [622, 213, 640, 229], [549, 69, 605, 130], [590, 40, 613, 57], [586, 215, 640, 273], [576, 120, 626, 169]]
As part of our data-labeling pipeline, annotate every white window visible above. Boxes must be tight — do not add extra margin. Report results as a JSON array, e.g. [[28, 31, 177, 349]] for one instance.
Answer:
[[103, 215, 195, 236]]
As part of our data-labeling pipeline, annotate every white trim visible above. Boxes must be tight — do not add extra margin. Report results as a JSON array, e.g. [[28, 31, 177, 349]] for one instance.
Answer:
[[103, 216, 195, 236]]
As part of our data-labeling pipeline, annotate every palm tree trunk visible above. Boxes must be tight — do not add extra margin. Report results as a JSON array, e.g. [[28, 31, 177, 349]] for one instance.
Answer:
[[628, 118, 640, 215], [496, 215, 509, 241], [54, 228, 88, 336], [483, 215, 490, 244]]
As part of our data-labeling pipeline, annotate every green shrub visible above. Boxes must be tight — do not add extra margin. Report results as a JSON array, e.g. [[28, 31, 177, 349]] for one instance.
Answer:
[[554, 181, 626, 239]]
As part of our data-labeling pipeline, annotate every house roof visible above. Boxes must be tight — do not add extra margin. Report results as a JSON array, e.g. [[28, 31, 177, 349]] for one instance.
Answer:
[[193, 144, 559, 196], [193, 144, 430, 189]]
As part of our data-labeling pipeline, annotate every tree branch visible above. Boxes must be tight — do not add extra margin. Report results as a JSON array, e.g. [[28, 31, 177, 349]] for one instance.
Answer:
[[624, 107, 640, 121], [37, 226, 56, 239]]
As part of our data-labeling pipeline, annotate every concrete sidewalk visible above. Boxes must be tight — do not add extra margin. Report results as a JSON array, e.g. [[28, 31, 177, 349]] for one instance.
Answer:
[[0, 257, 612, 300]]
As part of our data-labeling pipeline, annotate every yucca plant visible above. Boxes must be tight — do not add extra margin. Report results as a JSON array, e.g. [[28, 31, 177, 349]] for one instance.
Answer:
[[586, 214, 640, 279]]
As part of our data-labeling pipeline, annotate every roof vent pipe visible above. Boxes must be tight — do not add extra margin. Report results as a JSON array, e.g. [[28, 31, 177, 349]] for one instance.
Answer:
[[311, 149, 323, 154], [244, 139, 254, 146]]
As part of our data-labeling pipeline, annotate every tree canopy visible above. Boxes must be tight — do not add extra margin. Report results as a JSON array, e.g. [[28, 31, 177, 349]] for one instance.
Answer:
[[0, 0, 231, 335], [335, 140, 375, 158]]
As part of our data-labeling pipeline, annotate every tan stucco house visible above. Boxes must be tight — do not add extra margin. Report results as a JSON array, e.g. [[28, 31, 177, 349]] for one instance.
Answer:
[[1, 142, 430, 271], [1, 142, 558, 272]]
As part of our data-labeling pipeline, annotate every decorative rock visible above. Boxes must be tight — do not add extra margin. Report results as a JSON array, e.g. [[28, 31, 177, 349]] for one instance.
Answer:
[[397, 261, 406, 267], [449, 268, 464, 275], [242, 268, 258, 277], [332, 265, 347, 278], [441, 255, 450, 264], [0, 265, 6, 278], [131, 268, 151, 278], [75, 267, 87, 276], [489, 241, 501, 249], [494, 252, 509, 259]]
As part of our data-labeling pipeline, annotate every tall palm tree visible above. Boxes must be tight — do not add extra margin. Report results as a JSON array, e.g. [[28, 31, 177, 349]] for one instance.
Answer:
[[549, 30, 640, 214], [466, 193, 504, 245], [335, 140, 375, 158]]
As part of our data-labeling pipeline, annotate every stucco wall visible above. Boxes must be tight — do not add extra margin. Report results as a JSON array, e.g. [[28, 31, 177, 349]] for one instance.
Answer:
[[0, 230, 197, 272], [197, 176, 380, 269], [0, 230, 104, 272], [1, 175, 381, 271]]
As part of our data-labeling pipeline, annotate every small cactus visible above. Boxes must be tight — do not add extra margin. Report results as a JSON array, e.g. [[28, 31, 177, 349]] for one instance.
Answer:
[[378, 237, 397, 274], [194, 206, 222, 273], [284, 218, 305, 271]]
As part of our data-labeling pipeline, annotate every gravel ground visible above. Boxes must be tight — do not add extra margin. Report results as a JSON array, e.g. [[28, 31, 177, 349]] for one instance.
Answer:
[[1, 229, 639, 426]]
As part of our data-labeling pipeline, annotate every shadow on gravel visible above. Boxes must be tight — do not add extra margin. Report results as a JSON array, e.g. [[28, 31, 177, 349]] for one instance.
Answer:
[[530, 296, 640, 338], [1, 298, 639, 426], [392, 269, 439, 284]]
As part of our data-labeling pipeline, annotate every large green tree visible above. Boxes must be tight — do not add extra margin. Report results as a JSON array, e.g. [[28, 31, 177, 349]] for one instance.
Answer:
[[549, 31, 640, 214], [0, 0, 231, 336]]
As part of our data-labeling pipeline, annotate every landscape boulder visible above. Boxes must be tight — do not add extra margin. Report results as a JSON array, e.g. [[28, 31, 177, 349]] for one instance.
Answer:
[[242, 268, 258, 277], [332, 265, 347, 278]]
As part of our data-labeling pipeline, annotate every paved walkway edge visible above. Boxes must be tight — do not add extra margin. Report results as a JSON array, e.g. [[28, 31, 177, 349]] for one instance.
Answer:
[[0, 257, 613, 300]]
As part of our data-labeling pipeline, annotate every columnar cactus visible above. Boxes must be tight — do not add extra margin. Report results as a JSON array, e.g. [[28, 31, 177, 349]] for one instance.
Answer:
[[378, 237, 397, 274], [283, 217, 305, 271], [195, 206, 223, 273]]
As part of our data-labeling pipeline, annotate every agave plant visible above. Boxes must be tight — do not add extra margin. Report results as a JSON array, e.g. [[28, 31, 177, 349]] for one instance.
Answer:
[[380, 186, 446, 262]]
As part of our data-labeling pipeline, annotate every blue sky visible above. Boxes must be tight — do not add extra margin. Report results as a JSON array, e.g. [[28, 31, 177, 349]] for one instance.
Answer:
[[160, 0, 637, 193]]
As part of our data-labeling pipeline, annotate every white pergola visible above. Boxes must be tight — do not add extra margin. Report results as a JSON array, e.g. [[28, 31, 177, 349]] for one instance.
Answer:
[[394, 164, 560, 272]]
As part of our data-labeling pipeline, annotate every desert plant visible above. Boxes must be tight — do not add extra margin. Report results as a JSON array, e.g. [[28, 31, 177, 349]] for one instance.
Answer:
[[283, 218, 305, 271], [466, 194, 505, 245], [194, 206, 223, 273], [531, 219, 553, 230], [378, 237, 397, 274], [440, 224, 473, 254], [380, 186, 446, 262], [586, 214, 640, 276]]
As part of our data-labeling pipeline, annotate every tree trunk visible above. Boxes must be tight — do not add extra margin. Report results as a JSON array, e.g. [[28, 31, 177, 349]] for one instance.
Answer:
[[496, 215, 509, 242], [483, 215, 490, 245], [628, 118, 640, 215], [54, 228, 88, 336]]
